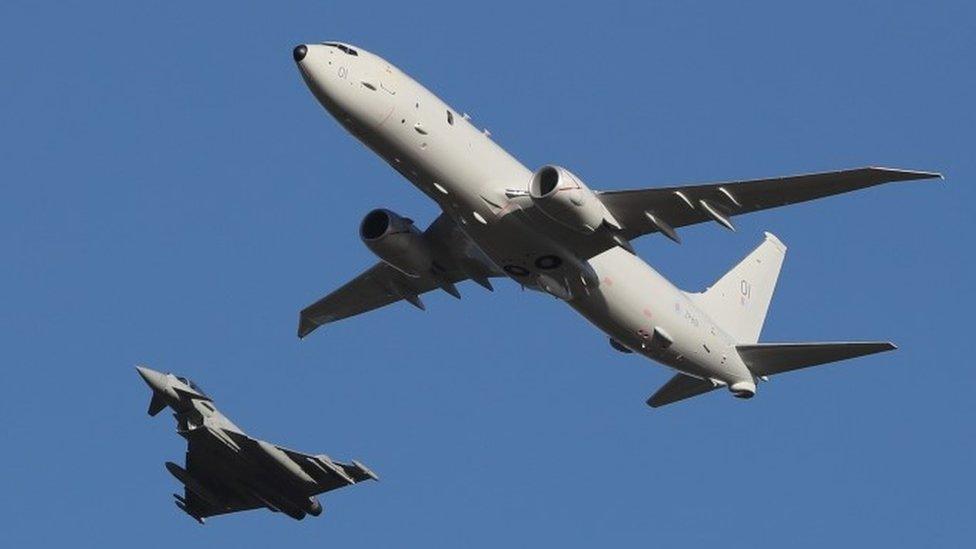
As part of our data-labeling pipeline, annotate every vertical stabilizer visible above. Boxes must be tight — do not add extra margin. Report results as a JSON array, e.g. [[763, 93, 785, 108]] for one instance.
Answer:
[[689, 232, 786, 343]]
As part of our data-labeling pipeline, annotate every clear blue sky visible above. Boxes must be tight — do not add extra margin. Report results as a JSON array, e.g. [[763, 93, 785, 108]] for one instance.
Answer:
[[1, 1, 973, 547]]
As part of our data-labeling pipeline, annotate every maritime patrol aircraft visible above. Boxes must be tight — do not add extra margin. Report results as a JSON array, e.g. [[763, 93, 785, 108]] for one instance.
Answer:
[[291, 42, 940, 407], [137, 366, 377, 523]]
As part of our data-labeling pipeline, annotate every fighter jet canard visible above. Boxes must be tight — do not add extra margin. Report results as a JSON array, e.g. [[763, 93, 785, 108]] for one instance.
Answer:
[[136, 366, 377, 523], [291, 43, 942, 407]]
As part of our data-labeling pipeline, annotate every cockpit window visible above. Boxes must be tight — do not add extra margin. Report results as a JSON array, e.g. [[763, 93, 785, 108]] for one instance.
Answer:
[[446, 110, 454, 125], [321, 42, 359, 56], [177, 376, 208, 396]]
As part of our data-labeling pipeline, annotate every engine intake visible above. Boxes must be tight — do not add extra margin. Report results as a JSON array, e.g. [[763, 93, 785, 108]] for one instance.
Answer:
[[360, 208, 434, 278], [528, 165, 619, 233]]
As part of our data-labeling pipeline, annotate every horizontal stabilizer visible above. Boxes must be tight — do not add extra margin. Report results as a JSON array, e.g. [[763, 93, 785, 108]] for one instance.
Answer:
[[736, 341, 896, 377], [647, 373, 719, 408]]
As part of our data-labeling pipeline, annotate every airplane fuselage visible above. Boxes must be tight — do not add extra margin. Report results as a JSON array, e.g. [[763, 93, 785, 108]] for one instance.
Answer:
[[296, 43, 756, 396]]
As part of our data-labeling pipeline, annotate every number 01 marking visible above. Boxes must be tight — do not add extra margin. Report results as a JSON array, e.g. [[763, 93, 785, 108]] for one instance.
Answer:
[[338, 66, 348, 79]]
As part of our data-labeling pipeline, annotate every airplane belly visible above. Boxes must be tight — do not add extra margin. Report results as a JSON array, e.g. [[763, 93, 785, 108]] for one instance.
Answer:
[[571, 248, 740, 381]]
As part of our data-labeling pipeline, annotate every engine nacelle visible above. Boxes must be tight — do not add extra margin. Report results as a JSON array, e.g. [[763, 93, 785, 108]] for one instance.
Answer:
[[360, 208, 435, 278], [528, 165, 620, 233]]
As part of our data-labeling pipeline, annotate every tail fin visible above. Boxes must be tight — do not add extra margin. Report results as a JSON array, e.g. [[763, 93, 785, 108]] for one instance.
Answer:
[[689, 232, 786, 343]]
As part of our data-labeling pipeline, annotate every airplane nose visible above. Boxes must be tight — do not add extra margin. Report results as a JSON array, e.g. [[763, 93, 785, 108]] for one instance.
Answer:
[[293, 44, 308, 62], [136, 365, 166, 390]]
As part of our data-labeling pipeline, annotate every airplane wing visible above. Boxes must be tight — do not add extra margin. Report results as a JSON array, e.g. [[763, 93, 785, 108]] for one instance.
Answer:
[[598, 167, 942, 241], [298, 213, 500, 338], [220, 430, 377, 496], [180, 435, 263, 520], [275, 445, 379, 492]]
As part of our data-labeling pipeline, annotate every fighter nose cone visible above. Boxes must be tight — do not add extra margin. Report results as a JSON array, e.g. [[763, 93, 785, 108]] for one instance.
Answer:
[[293, 44, 308, 62], [136, 366, 165, 389]]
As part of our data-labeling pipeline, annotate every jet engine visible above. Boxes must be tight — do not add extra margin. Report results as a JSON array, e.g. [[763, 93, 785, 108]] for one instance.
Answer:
[[360, 208, 435, 277], [528, 165, 620, 233]]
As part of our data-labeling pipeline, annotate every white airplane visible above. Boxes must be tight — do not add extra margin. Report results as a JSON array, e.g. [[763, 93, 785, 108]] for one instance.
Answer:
[[291, 42, 941, 407]]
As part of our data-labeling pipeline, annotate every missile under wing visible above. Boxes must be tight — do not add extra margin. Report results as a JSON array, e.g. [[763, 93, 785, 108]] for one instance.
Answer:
[[136, 366, 377, 523]]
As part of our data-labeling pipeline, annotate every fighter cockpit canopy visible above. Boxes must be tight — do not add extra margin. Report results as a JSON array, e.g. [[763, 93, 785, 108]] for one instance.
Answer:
[[176, 376, 208, 397]]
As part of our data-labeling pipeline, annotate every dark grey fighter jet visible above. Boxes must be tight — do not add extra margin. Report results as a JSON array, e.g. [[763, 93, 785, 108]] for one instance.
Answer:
[[137, 366, 377, 523]]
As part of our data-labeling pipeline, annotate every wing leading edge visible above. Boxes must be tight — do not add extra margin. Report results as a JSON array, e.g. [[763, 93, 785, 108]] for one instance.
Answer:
[[298, 213, 500, 338], [298, 261, 468, 337], [598, 167, 942, 241]]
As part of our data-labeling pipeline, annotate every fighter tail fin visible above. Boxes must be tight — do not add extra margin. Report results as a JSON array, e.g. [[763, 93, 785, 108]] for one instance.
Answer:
[[688, 232, 786, 344]]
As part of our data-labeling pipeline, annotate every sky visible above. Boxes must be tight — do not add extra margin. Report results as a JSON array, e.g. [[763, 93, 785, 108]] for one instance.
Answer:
[[1, 1, 973, 547]]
